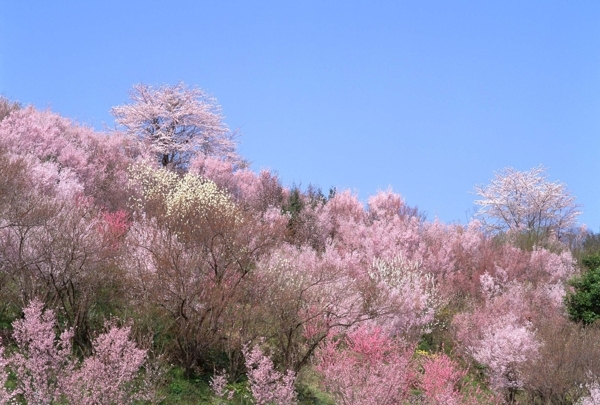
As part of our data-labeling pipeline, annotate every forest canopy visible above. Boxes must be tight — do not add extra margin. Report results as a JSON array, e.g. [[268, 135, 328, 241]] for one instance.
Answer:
[[0, 84, 596, 405]]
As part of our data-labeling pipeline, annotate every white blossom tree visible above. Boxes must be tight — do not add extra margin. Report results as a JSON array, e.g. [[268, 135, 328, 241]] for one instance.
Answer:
[[111, 83, 240, 170], [474, 166, 580, 242]]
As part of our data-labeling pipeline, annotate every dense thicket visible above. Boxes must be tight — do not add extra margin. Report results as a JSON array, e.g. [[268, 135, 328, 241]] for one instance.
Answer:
[[0, 85, 596, 404]]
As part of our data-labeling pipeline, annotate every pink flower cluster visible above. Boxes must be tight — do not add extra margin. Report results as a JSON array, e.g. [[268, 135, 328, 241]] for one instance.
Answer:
[[0, 300, 152, 405], [242, 344, 297, 405]]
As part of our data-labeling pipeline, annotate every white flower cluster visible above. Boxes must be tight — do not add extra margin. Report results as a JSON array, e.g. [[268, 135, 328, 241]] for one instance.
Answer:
[[128, 162, 178, 211], [579, 378, 600, 405], [369, 254, 423, 288], [369, 255, 442, 336], [129, 163, 238, 223], [262, 251, 306, 289], [166, 173, 236, 222]]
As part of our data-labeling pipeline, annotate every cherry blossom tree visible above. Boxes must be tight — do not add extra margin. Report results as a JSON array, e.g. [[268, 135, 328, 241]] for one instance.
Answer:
[[112, 83, 239, 170], [0, 300, 154, 404], [242, 343, 298, 405], [367, 255, 440, 340], [454, 282, 543, 403], [0, 147, 132, 350], [9, 299, 74, 404], [61, 323, 153, 405], [209, 370, 235, 401], [471, 313, 539, 401], [419, 352, 467, 405], [248, 244, 368, 372], [316, 189, 365, 249], [474, 166, 580, 243], [0, 106, 132, 210], [363, 190, 423, 263], [314, 324, 414, 405]]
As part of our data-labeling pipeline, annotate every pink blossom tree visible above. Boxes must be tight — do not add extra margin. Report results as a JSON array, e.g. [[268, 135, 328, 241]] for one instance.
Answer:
[[367, 255, 440, 340], [0, 106, 131, 210], [362, 190, 423, 263], [62, 323, 152, 405], [9, 299, 74, 404], [112, 83, 240, 170], [474, 165, 580, 243], [420, 220, 491, 298], [0, 146, 134, 349], [242, 344, 297, 405], [476, 325, 537, 402], [190, 155, 286, 215], [455, 305, 540, 403], [0, 299, 154, 405], [209, 369, 235, 402], [419, 352, 467, 405], [316, 189, 366, 250], [314, 324, 414, 405]]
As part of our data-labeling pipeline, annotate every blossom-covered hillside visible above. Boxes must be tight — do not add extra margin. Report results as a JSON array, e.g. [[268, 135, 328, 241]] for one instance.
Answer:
[[0, 87, 597, 404]]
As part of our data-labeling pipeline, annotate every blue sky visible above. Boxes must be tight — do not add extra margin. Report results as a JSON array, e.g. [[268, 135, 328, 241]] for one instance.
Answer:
[[1, 1, 599, 228]]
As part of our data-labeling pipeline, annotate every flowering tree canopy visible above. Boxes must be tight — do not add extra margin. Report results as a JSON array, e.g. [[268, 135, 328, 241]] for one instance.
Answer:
[[0, 106, 131, 210], [474, 166, 580, 241], [111, 83, 239, 170]]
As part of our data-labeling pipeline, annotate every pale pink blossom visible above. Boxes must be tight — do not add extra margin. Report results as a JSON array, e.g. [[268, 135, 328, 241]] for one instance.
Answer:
[[474, 165, 580, 240], [579, 381, 600, 405], [0, 300, 154, 404], [243, 344, 297, 405], [112, 83, 239, 170]]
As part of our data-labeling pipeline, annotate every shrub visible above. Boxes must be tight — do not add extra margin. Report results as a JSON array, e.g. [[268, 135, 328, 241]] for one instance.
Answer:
[[565, 255, 600, 324], [0, 299, 155, 404]]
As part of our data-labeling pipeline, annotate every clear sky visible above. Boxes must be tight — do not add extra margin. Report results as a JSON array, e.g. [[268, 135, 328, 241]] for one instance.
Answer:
[[1, 1, 599, 228]]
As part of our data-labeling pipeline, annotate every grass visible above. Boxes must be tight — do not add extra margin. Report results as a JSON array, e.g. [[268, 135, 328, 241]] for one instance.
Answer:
[[156, 366, 335, 405]]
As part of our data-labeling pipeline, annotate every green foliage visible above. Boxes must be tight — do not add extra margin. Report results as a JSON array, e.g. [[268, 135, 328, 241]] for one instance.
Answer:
[[282, 187, 304, 217], [582, 255, 600, 271], [295, 369, 335, 405], [565, 255, 600, 324], [583, 231, 600, 256], [159, 367, 212, 404], [155, 366, 335, 405], [280, 186, 306, 246], [0, 294, 19, 336]]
